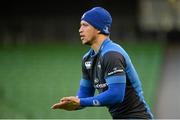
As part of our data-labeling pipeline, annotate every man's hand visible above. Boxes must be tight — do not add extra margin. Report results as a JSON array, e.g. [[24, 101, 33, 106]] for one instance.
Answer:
[[51, 96, 80, 111]]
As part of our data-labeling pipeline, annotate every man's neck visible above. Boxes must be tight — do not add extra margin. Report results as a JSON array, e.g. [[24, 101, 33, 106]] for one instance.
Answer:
[[91, 35, 108, 53]]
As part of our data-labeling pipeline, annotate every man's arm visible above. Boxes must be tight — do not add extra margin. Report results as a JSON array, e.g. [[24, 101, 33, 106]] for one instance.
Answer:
[[80, 75, 125, 106], [51, 51, 126, 110], [51, 76, 125, 110], [77, 79, 95, 98]]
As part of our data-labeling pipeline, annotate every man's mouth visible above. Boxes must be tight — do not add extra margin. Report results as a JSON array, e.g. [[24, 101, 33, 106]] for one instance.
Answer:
[[80, 35, 85, 40]]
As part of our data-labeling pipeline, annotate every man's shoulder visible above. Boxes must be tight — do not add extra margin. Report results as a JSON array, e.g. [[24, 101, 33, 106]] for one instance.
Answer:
[[101, 41, 126, 56]]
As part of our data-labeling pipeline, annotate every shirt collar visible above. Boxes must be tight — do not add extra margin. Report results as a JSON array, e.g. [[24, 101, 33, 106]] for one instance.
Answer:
[[99, 38, 111, 52], [90, 38, 111, 57]]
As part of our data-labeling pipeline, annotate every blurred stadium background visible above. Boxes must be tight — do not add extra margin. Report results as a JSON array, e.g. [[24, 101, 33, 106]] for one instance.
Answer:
[[0, 0, 180, 119]]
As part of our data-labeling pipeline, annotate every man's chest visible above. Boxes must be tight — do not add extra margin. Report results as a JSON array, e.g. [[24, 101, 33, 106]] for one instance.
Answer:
[[84, 55, 107, 91]]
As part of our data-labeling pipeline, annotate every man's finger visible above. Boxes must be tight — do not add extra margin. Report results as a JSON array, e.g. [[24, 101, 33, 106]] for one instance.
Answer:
[[51, 103, 60, 109], [60, 97, 71, 102], [51, 101, 69, 109]]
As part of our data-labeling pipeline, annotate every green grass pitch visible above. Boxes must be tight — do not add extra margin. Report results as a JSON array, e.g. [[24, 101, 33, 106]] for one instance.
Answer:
[[0, 41, 165, 118]]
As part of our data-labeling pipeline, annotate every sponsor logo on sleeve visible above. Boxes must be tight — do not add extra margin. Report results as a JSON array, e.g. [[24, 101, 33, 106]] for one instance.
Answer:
[[93, 99, 100, 106], [107, 67, 124, 76]]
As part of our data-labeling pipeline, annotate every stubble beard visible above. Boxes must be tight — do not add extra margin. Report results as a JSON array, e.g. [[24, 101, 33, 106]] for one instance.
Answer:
[[83, 41, 92, 46], [82, 36, 96, 46]]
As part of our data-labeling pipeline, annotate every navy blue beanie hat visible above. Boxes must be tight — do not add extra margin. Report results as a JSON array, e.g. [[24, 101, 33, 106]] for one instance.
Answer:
[[81, 7, 112, 35]]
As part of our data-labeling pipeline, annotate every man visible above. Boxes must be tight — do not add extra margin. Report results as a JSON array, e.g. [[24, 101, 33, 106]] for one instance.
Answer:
[[51, 7, 153, 119]]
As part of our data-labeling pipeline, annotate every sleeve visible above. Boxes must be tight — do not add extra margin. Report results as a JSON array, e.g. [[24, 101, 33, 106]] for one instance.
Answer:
[[80, 83, 125, 106], [76, 79, 95, 98], [103, 51, 126, 84]]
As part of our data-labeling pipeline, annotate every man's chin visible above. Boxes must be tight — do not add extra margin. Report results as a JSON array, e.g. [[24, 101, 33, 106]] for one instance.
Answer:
[[82, 41, 91, 46]]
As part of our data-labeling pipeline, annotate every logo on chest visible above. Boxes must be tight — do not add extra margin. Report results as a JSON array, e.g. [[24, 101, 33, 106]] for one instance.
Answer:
[[85, 61, 92, 69]]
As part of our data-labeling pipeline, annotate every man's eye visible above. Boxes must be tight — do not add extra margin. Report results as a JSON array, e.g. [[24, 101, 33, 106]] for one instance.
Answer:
[[83, 23, 89, 27]]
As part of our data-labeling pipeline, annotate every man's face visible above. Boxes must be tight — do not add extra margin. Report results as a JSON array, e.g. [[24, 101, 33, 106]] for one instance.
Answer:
[[79, 20, 99, 45]]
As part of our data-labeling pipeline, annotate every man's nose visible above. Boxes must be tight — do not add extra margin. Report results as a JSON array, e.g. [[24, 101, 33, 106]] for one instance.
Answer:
[[79, 26, 83, 33]]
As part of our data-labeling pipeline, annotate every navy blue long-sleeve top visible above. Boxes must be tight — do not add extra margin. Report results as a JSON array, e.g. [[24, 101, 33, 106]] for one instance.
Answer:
[[77, 38, 153, 119]]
